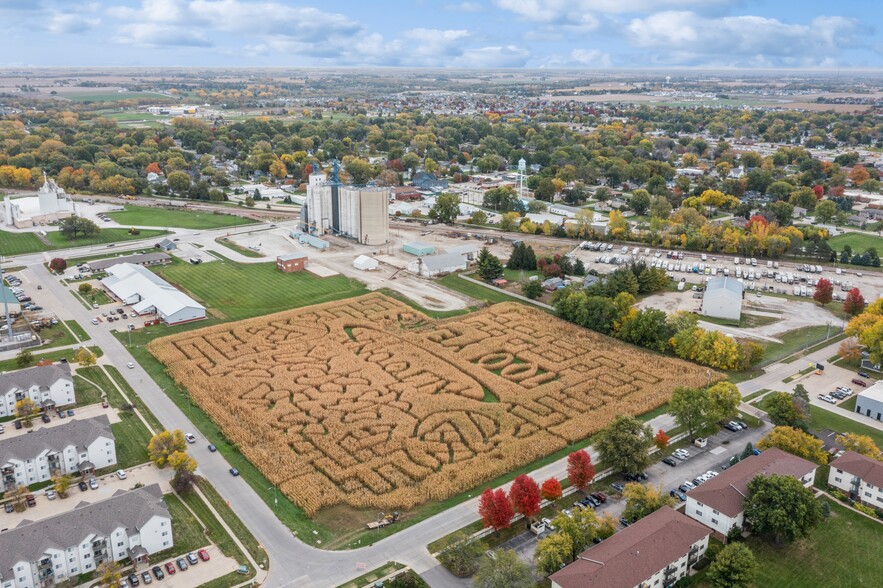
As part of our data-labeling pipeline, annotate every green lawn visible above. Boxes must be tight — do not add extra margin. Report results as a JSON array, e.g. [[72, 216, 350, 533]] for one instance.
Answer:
[[193, 481, 269, 567], [0, 345, 102, 372], [64, 320, 89, 342], [437, 273, 529, 305], [44, 228, 168, 248], [213, 237, 265, 258], [828, 232, 883, 253], [700, 313, 781, 329], [161, 494, 209, 555], [73, 374, 105, 406], [758, 326, 842, 367], [0, 230, 49, 255], [748, 500, 883, 588], [36, 323, 77, 348], [66, 91, 170, 102], [840, 395, 858, 412], [103, 365, 165, 432], [809, 405, 883, 449], [110, 411, 153, 468], [107, 206, 257, 230], [154, 257, 368, 321]]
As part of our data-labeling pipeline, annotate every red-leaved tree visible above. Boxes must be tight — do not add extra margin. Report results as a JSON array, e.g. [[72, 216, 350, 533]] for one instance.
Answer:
[[145, 162, 162, 175], [566, 450, 595, 492], [478, 488, 513, 530], [844, 288, 866, 316], [655, 429, 670, 451], [813, 278, 833, 306], [812, 185, 824, 199], [540, 477, 563, 502], [48, 258, 67, 273], [509, 475, 541, 519]]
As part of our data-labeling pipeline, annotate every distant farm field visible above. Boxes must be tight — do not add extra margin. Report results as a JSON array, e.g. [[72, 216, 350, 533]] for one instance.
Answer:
[[828, 232, 883, 253], [64, 91, 170, 102], [150, 294, 716, 516], [154, 258, 368, 321], [107, 205, 257, 230]]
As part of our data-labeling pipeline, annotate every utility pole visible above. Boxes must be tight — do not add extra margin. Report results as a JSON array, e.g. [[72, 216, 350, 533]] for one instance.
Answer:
[[0, 256, 12, 340]]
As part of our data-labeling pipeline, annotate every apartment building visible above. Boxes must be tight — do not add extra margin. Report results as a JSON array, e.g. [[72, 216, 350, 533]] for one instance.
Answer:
[[0, 364, 74, 418], [828, 450, 883, 510]]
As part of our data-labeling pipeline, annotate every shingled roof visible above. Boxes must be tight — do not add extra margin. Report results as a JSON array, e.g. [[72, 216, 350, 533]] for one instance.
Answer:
[[0, 415, 113, 465], [0, 363, 72, 393], [830, 450, 883, 489], [0, 485, 168, 575]]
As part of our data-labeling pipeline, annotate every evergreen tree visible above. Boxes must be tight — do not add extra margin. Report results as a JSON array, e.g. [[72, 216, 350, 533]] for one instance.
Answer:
[[477, 247, 504, 281]]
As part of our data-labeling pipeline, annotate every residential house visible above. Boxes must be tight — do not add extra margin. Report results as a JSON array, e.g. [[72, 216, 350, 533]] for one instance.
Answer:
[[550, 507, 710, 588], [0, 485, 171, 588], [412, 171, 449, 191], [0, 364, 74, 418], [0, 416, 116, 491], [828, 451, 883, 510], [685, 447, 817, 537]]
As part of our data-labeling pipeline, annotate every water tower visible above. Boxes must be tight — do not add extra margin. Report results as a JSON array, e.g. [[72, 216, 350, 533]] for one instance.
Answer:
[[517, 157, 527, 201]]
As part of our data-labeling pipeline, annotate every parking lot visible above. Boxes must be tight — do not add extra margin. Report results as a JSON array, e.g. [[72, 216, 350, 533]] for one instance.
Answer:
[[111, 545, 239, 588], [0, 402, 120, 439]]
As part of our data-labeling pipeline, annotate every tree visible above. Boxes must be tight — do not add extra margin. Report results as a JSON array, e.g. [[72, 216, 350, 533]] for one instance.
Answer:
[[594, 186, 612, 202], [669, 386, 709, 440], [595, 415, 653, 475], [477, 247, 504, 281], [244, 195, 255, 207], [566, 450, 595, 492], [509, 475, 541, 520], [744, 474, 822, 544], [535, 532, 572, 576], [167, 171, 191, 194], [15, 397, 37, 421], [549, 508, 616, 562], [429, 193, 460, 224], [814, 199, 837, 224], [148, 429, 187, 467], [48, 257, 67, 273], [78, 282, 93, 295], [146, 162, 162, 175], [522, 280, 543, 300], [540, 477, 562, 502], [764, 392, 804, 428], [757, 426, 827, 463], [52, 474, 73, 497], [473, 549, 533, 588], [437, 532, 486, 577], [654, 429, 670, 451], [75, 347, 96, 366], [813, 278, 833, 305], [622, 483, 676, 522], [15, 347, 33, 368], [707, 382, 742, 423], [843, 288, 865, 316], [708, 543, 757, 588], [98, 560, 123, 588], [479, 488, 513, 530], [630, 189, 651, 215], [59, 216, 99, 240], [837, 433, 882, 459], [468, 210, 488, 225]]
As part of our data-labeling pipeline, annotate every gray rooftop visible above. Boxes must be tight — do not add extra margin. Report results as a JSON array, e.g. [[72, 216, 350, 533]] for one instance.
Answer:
[[277, 253, 308, 261], [0, 485, 168, 574], [0, 415, 113, 465], [704, 276, 743, 296], [0, 363, 72, 394], [420, 252, 467, 271], [89, 252, 171, 271]]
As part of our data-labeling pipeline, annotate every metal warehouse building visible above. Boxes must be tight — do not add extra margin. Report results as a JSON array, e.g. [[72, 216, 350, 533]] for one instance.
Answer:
[[701, 277, 743, 321], [101, 263, 205, 325], [856, 382, 883, 422]]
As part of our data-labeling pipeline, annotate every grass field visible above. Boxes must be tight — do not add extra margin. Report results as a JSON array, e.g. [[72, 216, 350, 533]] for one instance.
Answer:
[[162, 494, 208, 554], [828, 232, 883, 253], [747, 500, 883, 588], [110, 412, 152, 468], [64, 320, 89, 342], [436, 273, 530, 305], [36, 322, 77, 348], [193, 481, 268, 566], [66, 91, 169, 102], [809, 404, 883, 449], [758, 326, 841, 367], [214, 237, 265, 258], [107, 206, 257, 230], [72, 374, 104, 406], [154, 257, 368, 321], [0, 345, 102, 372], [0, 230, 50, 255], [44, 228, 168, 248]]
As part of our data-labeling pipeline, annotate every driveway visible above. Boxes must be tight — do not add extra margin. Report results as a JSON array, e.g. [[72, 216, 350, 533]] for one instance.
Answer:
[[1, 403, 119, 440]]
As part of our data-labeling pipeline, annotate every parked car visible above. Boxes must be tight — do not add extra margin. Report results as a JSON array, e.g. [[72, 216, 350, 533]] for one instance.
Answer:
[[14, 420, 22, 430], [736, 421, 748, 429], [116, 469, 127, 480], [127, 362, 135, 369], [46, 490, 56, 500], [141, 571, 153, 585], [164, 563, 176, 575], [197, 549, 210, 562], [184, 433, 197, 443], [102, 399, 109, 408], [662, 457, 678, 467], [670, 489, 687, 502], [723, 422, 740, 432], [41, 413, 51, 423], [152, 566, 164, 580], [852, 379, 868, 387], [176, 558, 188, 571], [0, 424, 4, 434], [610, 482, 624, 493], [128, 573, 140, 587], [186, 553, 199, 566], [25, 495, 36, 507], [619, 517, 631, 527], [67, 409, 74, 417], [858, 371, 870, 378], [229, 467, 240, 476], [591, 492, 607, 503], [89, 477, 98, 490], [5, 502, 15, 513]]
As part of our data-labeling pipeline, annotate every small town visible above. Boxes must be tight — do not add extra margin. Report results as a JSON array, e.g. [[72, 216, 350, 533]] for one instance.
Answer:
[[0, 2, 882, 588]]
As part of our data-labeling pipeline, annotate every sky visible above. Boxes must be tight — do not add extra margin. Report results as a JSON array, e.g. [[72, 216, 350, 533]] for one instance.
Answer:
[[1, 0, 881, 69]]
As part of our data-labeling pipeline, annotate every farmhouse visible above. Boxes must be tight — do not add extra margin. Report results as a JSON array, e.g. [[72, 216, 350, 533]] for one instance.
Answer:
[[828, 450, 883, 509], [0, 416, 115, 490], [701, 277, 743, 321], [0, 485, 171, 588], [101, 263, 205, 325], [0, 363, 74, 418], [685, 447, 817, 536], [550, 508, 710, 588], [406, 252, 467, 277], [855, 381, 883, 422], [87, 252, 171, 272], [276, 253, 308, 273]]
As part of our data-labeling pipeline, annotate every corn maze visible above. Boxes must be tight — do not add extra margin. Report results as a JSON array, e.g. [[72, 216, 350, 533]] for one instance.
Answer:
[[149, 293, 715, 515]]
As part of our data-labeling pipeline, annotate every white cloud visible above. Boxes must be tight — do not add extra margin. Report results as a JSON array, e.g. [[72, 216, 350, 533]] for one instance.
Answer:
[[449, 45, 530, 68], [493, 0, 731, 21], [113, 22, 212, 47], [445, 1, 483, 12], [569, 49, 612, 67], [45, 11, 100, 34], [624, 11, 865, 66]]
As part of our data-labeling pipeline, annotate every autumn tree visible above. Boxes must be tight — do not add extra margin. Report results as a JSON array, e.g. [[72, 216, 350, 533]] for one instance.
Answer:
[[846, 299, 883, 365], [15, 398, 37, 423], [75, 347, 96, 366], [654, 429, 670, 451], [167, 171, 191, 194], [843, 288, 865, 316], [622, 483, 676, 522], [509, 475, 541, 521], [547, 508, 616, 562], [764, 392, 805, 429], [813, 278, 833, 305], [540, 477, 563, 502], [145, 162, 162, 175], [428, 193, 460, 224], [757, 426, 827, 463], [98, 560, 123, 588], [596, 415, 654, 475], [707, 382, 742, 424], [78, 282, 93, 295], [48, 257, 67, 273], [708, 543, 757, 588], [745, 474, 822, 544], [15, 348, 33, 368], [535, 532, 573, 576], [837, 433, 882, 459], [437, 532, 486, 577], [473, 549, 533, 588], [169, 450, 198, 494], [52, 475, 73, 497], [479, 488, 513, 530], [566, 450, 595, 492], [838, 338, 863, 363], [147, 430, 187, 467]]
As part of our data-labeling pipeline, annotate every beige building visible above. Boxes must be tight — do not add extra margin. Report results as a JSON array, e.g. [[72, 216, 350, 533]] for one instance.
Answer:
[[302, 170, 389, 246], [828, 451, 883, 510]]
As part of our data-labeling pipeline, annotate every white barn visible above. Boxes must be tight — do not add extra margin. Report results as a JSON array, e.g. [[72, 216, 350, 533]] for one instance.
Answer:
[[101, 263, 205, 325], [0, 364, 74, 418], [407, 253, 467, 277], [701, 277, 743, 321]]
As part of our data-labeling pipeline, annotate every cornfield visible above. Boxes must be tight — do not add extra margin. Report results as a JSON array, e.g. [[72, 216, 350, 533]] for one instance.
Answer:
[[149, 293, 715, 516]]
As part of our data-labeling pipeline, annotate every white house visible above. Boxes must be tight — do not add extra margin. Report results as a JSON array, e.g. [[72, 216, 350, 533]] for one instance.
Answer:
[[701, 277, 743, 321], [828, 451, 883, 510], [0, 416, 116, 490], [550, 507, 710, 588], [0, 364, 74, 418], [407, 253, 467, 277], [0, 484, 171, 588], [686, 448, 817, 536], [102, 263, 205, 325], [855, 381, 883, 422]]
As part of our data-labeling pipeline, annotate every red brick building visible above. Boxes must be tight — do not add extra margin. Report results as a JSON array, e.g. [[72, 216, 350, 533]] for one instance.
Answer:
[[276, 253, 308, 272]]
